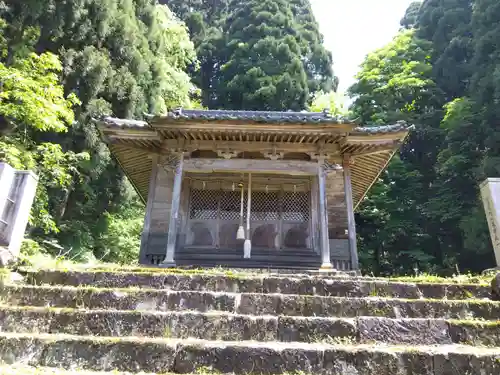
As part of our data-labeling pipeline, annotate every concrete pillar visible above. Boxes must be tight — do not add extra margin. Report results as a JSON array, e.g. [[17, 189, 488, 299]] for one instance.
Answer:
[[318, 166, 333, 269], [343, 158, 359, 271], [0, 164, 38, 265], [162, 153, 184, 267]]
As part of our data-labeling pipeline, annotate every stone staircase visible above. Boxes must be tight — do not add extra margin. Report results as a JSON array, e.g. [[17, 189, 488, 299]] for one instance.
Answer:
[[0, 268, 499, 374], [175, 247, 325, 269]]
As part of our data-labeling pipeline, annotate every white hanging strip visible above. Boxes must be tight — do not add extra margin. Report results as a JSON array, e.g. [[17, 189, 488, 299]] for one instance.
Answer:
[[244, 173, 252, 259], [236, 180, 245, 240]]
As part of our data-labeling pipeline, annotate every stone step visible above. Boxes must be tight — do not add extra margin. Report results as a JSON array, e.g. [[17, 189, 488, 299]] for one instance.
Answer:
[[0, 365, 158, 375], [3, 285, 500, 320], [23, 269, 491, 300], [0, 332, 499, 374], [175, 247, 323, 269], [0, 305, 498, 347]]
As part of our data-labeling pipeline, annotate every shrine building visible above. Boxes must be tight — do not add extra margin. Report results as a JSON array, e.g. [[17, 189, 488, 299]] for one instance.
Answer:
[[98, 109, 410, 271]]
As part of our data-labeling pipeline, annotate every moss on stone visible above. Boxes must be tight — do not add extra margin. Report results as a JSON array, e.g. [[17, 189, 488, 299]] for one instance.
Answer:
[[387, 274, 491, 286], [448, 319, 500, 328]]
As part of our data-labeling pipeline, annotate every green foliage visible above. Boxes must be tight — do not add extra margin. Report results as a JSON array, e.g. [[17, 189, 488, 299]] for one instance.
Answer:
[[95, 190, 145, 264], [400, 1, 422, 29], [0, 53, 78, 133], [352, 0, 499, 276], [310, 91, 348, 115], [349, 30, 439, 124], [0, 50, 87, 233], [164, 0, 335, 109], [216, 0, 333, 110], [0, 0, 198, 260]]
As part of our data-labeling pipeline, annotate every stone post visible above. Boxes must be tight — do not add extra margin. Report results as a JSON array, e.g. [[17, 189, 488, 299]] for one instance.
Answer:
[[0, 163, 15, 221], [0, 163, 38, 265], [343, 157, 359, 271], [318, 166, 333, 269], [162, 152, 184, 267], [480, 178, 500, 267]]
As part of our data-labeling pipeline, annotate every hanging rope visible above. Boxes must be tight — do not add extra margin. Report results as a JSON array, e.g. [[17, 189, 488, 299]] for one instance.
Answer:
[[244, 173, 252, 259]]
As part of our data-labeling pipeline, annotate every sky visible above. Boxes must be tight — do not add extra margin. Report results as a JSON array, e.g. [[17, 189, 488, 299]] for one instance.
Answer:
[[310, 0, 416, 94]]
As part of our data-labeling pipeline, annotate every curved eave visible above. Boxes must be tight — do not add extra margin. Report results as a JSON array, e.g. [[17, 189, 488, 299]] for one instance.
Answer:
[[350, 129, 410, 209], [108, 144, 152, 203]]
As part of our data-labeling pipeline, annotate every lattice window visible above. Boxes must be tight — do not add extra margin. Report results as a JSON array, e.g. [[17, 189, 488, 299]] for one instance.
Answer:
[[250, 191, 279, 221], [189, 189, 219, 220], [282, 192, 310, 222], [220, 191, 244, 221]]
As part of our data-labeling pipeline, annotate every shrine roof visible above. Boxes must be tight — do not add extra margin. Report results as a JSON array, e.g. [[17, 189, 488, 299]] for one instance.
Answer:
[[154, 108, 354, 125], [99, 109, 410, 136], [96, 109, 413, 209]]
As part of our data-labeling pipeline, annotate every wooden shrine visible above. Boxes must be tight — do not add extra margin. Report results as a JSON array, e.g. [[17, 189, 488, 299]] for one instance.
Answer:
[[98, 109, 410, 270]]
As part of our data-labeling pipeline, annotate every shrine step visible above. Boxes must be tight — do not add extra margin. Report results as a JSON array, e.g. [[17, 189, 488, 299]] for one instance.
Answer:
[[0, 365, 158, 375], [175, 247, 323, 269], [0, 305, 499, 346], [0, 332, 498, 374], [23, 269, 492, 300], [2, 285, 499, 320]]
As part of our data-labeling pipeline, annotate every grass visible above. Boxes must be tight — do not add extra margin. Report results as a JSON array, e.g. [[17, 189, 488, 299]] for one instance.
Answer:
[[16, 255, 257, 278], [12, 252, 498, 287], [386, 273, 493, 286]]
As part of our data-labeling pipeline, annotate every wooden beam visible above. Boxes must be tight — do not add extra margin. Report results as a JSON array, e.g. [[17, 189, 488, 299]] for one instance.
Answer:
[[105, 130, 161, 141], [350, 142, 401, 157], [184, 158, 321, 175], [152, 120, 356, 134], [346, 131, 408, 143], [161, 139, 342, 155]]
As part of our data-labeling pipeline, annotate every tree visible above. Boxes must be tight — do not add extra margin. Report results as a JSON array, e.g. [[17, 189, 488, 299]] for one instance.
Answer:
[[349, 30, 450, 275], [310, 91, 348, 115], [416, 0, 473, 100], [0, 1, 197, 261], [165, 0, 335, 110], [350, 0, 498, 275], [0, 51, 87, 234], [400, 1, 422, 29], [216, 0, 334, 111]]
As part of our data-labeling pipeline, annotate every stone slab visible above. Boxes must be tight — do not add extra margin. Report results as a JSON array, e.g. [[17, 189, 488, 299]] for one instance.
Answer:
[[23, 270, 491, 300], [2, 285, 500, 321], [2, 306, 498, 346], [480, 178, 500, 266], [0, 332, 499, 374], [0, 365, 159, 375]]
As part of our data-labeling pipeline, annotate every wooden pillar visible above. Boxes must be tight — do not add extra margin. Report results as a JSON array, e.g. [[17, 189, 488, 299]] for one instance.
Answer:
[[139, 155, 159, 264], [310, 176, 320, 255], [162, 152, 184, 267], [318, 166, 333, 269], [343, 157, 359, 270]]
